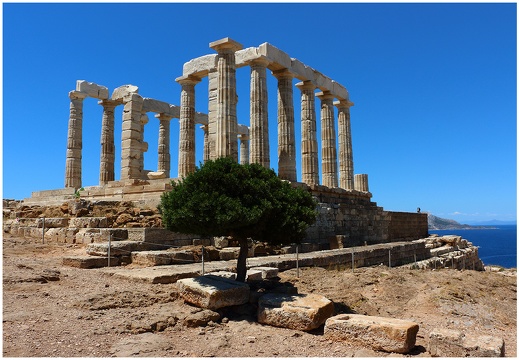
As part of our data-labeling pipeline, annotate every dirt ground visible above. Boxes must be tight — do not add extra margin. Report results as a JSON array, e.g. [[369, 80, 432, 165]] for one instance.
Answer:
[[3, 233, 517, 358]]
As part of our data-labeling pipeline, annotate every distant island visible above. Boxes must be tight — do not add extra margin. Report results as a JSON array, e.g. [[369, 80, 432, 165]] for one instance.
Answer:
[[427, 214, 495, 230]]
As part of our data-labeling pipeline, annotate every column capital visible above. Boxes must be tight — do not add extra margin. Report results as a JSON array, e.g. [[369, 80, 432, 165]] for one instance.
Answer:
[[272, 68, 294, 79], [98, 99, 119, 108], [295, 80, 317, 91], [155, 113, 174, 121], [334, 99, 354, 108], [209, 37, 243, 53], [316, 90, 335, 100], [249, 56, 270, 68], [69, 90, 88, 100], [175, 75, 202, 86]]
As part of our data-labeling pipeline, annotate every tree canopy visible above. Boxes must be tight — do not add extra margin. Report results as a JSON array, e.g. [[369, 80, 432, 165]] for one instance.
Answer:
[[159, 157, 317, 281]]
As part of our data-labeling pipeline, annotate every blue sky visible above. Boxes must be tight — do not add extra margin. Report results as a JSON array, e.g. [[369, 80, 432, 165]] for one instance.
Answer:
[[2, 2, 517, 224]]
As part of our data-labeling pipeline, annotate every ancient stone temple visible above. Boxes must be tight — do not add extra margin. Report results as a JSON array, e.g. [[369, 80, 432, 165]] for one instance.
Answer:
[[26, 37, 428, 246]]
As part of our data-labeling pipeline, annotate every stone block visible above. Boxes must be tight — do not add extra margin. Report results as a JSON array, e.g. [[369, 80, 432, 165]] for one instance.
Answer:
[[428, 328, 505, 357], [69, 217, 108, 228], [246, 269, 263, 282], [235, 47, 261, 66], [182, 54, 217, 77], [219, 247, 239, 260], [76, 80, 109, 99], [62, 256, 119, 269], [259, 42, 291, 70], [36, 217, 69, 228], [324, 314, 419, 354], [290, 59, 315, 81], [131, 251, 172, 266], [213, 236, 229, 249], [206, 271, 237, 280], [258, 293, 334, 331], [250, 266, 279, 279], [147, 171, 166, 180], [192, 238, 211, 246], [111, 84, 139, 102], [169, 250, 195, 264], [332, 80, 349, 100], [177, 275, 250, 310], [141, 98, 172, 114]]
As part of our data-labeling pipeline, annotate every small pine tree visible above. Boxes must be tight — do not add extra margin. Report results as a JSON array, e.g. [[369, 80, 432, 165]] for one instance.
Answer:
[[159, 157, 317, 282]]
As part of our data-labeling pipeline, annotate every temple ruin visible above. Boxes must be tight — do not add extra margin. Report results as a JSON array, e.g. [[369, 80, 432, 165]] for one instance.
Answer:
[[23, 37, 428, 247]]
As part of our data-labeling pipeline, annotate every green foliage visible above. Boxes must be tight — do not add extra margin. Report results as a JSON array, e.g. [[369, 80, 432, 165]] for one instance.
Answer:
[[74, 187, 84, 199], [159, 157, 317, 246]]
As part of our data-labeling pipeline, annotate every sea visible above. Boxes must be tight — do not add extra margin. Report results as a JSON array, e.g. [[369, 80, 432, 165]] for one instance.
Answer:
[[432, 225, 517, 269]]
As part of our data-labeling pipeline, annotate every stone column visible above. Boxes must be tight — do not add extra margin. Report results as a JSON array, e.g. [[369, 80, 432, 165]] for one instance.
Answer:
[[121, 93, 144, 180], [201, 124, 210, 163], [317, 91, 338, 188], [209, 38, 243, 161], [239, 134, 250, 165], [177, 76, 201, 177], [249, 57, 270, 168], [273, 69, 296, 182], [65, 91, 87, 189], [98, 99, 118, 185], [156, 113, 173, 178], [296, 81, 319, 186], [335, 100, 355, 190], [139, 113, 149, 177], [208, 69, 218, 161], [354, 174, 369, 192]]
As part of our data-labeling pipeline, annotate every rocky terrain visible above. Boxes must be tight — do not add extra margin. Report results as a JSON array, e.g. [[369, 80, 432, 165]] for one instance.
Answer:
[[3, 233, 516, 357]]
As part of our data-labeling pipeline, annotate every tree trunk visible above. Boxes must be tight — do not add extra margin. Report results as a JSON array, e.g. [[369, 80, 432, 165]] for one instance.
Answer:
[[236, 237, 249, 282]]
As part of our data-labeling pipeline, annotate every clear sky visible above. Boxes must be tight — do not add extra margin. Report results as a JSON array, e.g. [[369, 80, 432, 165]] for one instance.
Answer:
[[2, 2, 517, 224]]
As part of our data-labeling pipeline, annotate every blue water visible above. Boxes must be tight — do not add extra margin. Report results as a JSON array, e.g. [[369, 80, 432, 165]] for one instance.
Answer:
[[432, 225, 517, 269]]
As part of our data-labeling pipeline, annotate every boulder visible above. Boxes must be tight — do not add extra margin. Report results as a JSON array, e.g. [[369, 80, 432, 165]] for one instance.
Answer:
[[324, 314, 419, 354], [257, 293, 334, 331], [177, 275, 250, 310], [428, 328, 505, 357]]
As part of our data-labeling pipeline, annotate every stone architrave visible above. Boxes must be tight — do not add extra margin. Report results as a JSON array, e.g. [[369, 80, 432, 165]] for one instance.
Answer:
[[273, 69, 297, 182], [155, 113, 173, 178], [98, 99, 118, 185], [65, 90, 87, 189], [210, 38, 243, 161], [317, 91, 338, 188], [249, 57, 270, 168], [177, 75, 201, 178], [335, 100, 354, 190], [324, 314, 419, 354], [121, 93, 144, 180], [296, 81, 319, 186], [239, 134, 250, 165]]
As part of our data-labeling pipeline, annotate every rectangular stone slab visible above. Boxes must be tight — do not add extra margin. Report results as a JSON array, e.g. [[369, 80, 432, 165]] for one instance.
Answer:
[[258, 293, 334, 331], [428, 328, 505, 357], [324, 314, 419, 354], [177, 275, 250, 310]]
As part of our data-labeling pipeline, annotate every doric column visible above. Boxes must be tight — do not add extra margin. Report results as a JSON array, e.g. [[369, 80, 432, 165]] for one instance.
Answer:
[[296, 81, 319, 186], [239, 134, 250, 165], [121, 93, 144, 180], [201, 124, 210, 163], [249, 57, 270, 168], [98, 99, 118, 185], [335, 100, 355, 190], [156, 113, 173, 178], [317, 91, 338, 188], [354, 174, 369, 192], [209, 38, 243, 161], [177, 76, 201, 177], [208, 69, 218, 160], [273, 69, 296, 182], [65, 91, 87, 189], [139, 113, 149, 177]]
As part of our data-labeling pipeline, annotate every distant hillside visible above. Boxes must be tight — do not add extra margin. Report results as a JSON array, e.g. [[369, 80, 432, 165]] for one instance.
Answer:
[[427, 214, 492, 230]]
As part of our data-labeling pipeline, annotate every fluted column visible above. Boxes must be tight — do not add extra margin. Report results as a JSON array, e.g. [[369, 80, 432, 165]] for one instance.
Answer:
[[139, 113, 149, 178], [335, 100, 355, 189], [208, 69, 218, 160], [239, 134, 250, 165], [177, 76, 201, 177], [317, 91, 338, 188], [249, 57, 270, 168], [121, 93, 144, 180], [209, 38, 243, 161], [156, 113, 173, 177], [296, 81, 319, 186], [273, 69, 296, 182], [65, 91, 87, 188], [201, 124, 210, 163], [98, 99, 118, 185], [354, 174, 369, 192]]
